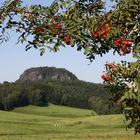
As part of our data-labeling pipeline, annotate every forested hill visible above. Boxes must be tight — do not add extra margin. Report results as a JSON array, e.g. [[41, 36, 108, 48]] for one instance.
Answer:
[[17, 66, 78, 81], [0, 67, 121, 114]]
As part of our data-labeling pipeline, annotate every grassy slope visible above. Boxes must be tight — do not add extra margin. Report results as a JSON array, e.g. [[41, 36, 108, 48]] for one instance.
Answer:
[[12, 104, 96, 117], [0, 104, 139, 140]]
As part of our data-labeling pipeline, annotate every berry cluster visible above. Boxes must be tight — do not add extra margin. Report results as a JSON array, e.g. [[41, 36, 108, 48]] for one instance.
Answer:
[[114, 39, 132, 55], [53, 23, 62, 29], [92, 24, 110, 40], [33, 21, 75, 47], [101, 74, 112, 81], [63, 35, 74, 46]]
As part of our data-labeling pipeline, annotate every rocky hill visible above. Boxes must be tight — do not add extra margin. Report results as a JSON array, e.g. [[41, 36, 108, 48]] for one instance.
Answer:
[[17, 66, 78, 82]]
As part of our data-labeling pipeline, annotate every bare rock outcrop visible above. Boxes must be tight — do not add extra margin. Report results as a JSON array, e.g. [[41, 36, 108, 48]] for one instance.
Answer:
[[17, 66, 78, 82]]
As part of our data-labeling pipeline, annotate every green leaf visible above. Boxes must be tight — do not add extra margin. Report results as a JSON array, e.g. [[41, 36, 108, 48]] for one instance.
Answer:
[[124, 107, 133, 110], [40, 48, 45, 56]]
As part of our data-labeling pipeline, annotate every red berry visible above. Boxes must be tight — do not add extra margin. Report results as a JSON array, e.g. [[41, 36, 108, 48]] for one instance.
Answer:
[[101, 28, 110, 35], [102, 34, 108, 39], [63, 36, 71, 45], [92, 29, 99, 38], [101, 75, 106, 80], [121, 45, 126, 51], [106, 77, 112, 81], [93, 29, 98, 33], [114, 39, 122, 47], [106, 64, 114, 69], [95, 33, 99, 38], [53, 23, 62, 29], [125, 41, 132, 47], [101, 30, 106, 35]]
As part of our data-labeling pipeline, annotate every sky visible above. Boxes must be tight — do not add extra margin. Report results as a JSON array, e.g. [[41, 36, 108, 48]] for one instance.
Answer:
[[0, 0, 136, 83]]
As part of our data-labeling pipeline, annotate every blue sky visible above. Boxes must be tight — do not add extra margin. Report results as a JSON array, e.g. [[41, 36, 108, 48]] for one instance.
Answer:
[[0, 0, 135, 83]]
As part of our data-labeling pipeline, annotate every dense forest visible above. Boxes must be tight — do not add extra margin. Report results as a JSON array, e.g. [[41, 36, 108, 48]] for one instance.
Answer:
[[0, 67, 121, 115]]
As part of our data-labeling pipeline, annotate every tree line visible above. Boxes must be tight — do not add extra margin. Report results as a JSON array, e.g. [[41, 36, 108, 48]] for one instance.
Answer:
[[0, 80, 121, 114]]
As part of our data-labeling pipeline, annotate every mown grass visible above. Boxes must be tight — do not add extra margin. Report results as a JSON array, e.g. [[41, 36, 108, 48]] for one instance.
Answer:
[[13, 104, 96, 117], [0, 104, 139, 140]]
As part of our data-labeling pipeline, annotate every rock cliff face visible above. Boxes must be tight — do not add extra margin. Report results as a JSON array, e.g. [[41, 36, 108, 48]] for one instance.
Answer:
[[17, 67, 78, 81]]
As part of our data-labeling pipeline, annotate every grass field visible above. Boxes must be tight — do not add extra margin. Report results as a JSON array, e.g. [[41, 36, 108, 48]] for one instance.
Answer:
[[0, 104, 139, 140]]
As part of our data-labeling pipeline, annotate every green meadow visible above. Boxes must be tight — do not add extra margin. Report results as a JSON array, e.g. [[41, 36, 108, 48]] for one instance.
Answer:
[[0, 104, 139, 140]]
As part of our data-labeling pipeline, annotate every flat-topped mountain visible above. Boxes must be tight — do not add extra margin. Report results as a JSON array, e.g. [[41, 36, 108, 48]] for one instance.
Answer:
[[17, 66, 78, 82]]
